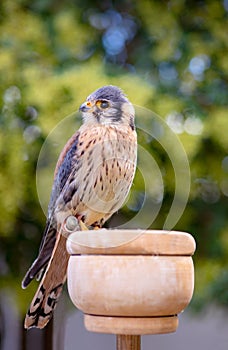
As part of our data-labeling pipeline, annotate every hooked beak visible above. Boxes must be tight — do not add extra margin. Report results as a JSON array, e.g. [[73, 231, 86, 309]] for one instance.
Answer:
[[79, 101, 93, 112]]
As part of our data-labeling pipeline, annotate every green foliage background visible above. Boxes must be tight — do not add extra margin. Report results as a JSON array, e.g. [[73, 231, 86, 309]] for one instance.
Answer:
[[0, 0, 228, 318]]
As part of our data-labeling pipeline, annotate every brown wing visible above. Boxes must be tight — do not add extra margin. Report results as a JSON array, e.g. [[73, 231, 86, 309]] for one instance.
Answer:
[[22, 132, 80, 288]]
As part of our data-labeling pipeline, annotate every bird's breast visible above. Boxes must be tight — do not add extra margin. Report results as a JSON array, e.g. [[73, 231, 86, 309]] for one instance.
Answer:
[[57, 125, 137, 226]]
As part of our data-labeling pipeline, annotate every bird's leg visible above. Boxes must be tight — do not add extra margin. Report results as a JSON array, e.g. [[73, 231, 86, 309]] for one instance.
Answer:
[[79, 220, 89, 231], [75, 214, 101, 231], [74, 214, 90, 231]]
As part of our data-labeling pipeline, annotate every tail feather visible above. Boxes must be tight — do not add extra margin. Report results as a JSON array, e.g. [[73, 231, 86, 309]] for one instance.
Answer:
[[24, 233, 69, 329], [22, 225, 57, 289]]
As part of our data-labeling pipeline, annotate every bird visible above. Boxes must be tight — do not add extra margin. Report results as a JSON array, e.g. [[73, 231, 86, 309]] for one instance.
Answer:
[[22, 85, 137, 329]]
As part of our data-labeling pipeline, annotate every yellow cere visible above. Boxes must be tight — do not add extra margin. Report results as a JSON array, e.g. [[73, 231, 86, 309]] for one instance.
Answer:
[[86, 101, 92, 107]]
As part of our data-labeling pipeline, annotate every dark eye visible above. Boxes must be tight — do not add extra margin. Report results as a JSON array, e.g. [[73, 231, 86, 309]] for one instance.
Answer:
[[99, 100, 109, 109]]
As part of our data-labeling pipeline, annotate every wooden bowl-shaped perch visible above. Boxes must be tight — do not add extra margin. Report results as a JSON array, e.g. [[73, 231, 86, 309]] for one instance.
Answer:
[[66, 229, 195, 335]]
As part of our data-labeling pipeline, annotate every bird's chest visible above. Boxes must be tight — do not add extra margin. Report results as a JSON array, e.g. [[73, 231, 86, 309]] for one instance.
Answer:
[[76, 127, 136, 215]]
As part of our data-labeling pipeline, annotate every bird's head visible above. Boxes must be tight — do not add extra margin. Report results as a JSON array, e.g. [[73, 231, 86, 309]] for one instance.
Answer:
[[79, 85, 135, 130]]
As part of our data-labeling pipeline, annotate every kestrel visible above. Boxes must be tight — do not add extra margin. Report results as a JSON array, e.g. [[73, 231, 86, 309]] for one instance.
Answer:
[[22, 85, 137, 329]]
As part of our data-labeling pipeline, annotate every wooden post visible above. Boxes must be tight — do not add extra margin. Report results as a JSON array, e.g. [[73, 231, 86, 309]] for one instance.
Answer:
[[117, 335, 141, 350], [66, 228, 196, 349]]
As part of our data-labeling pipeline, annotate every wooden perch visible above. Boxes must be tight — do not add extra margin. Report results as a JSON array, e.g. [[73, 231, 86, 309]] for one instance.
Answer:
[[66, 227, 196, 350]]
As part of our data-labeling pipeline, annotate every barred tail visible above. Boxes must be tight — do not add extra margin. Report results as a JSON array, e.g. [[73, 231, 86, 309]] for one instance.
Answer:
[[24, 234, 69, 329]]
